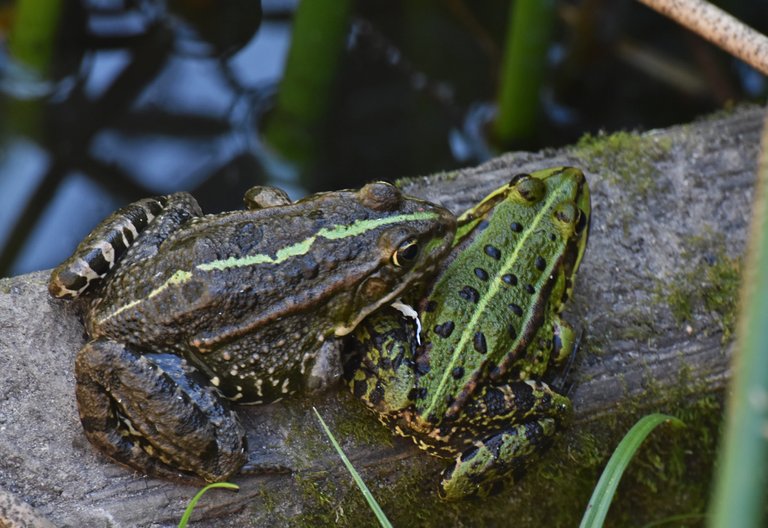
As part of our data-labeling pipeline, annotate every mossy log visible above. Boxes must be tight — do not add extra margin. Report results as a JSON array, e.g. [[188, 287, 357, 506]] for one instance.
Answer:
[[0, 105, 763, 527]]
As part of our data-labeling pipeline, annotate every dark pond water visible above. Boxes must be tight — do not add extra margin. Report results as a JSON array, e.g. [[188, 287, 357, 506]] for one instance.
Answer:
[[1, 0, 766, 275]]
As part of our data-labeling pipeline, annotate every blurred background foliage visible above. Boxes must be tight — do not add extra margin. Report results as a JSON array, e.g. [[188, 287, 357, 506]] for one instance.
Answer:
[[0, 0, 766, 276]]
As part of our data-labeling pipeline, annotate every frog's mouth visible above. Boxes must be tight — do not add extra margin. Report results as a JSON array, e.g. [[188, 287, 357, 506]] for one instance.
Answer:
[[332, 262, 438, 337], [334, 204, 456, 337]]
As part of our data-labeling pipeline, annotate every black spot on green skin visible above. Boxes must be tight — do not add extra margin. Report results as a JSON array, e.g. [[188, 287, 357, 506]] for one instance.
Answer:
[[452, 367, 464, 379], [483, 387, 507, 416], [507, 324, 517, 339], [535, 256, 546, 271], [525, 284, 536, 294], [473, 332, 487, 354], [553, 333, 563, 359], [478, 220, 490, 231], [509, 303, 523, 316], [460, 285, 480, 303], [511, 222, 523, 233], [511, 382, 535, 412], [414, 358, 430, 376], [434, 321, 455, 338], [502, 274, 518, 286], [408, 387, 428, 400], [484, 245, 501, 260], [474, 268, 489, 281], [425, 300, 438, 312]]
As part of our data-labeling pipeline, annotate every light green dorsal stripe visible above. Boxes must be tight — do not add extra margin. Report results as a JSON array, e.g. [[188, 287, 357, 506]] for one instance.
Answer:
[[101, 269, 192, 322], [196, 211, 440, 272], [424, 183, 570, 418], [101, 210, 438, 324]]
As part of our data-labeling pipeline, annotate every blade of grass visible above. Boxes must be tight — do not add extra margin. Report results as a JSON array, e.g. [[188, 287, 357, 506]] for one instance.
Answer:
[[708, 109, 768, 528], [580, 413, 684, 528], [313, 407, 392, 528], [178, 482, 239, 528]]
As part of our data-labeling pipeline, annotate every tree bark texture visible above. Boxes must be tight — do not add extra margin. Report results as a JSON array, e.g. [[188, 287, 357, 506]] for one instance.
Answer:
[[0, 105, 763, 527]]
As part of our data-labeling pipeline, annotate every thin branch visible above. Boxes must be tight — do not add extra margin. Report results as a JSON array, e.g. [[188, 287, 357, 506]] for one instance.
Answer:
[[636, 0, 768, 75]]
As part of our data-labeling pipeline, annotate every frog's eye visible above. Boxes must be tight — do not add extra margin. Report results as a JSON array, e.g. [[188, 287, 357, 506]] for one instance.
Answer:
[[392, 238, 420, 267]]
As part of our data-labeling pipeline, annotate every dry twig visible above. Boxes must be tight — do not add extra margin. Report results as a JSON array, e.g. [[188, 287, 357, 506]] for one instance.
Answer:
[[637, 0, 768, 75]]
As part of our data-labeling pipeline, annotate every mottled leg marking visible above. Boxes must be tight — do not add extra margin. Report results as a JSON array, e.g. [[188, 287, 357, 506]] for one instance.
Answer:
[[49, 193, 201, 299], [75, 339, 246, 482], [438, 380, 571, 500]]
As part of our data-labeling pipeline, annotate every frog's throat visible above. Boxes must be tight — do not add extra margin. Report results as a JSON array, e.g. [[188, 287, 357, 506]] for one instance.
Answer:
[[422, 181, 575, 420], [97, 210, 444, 325]]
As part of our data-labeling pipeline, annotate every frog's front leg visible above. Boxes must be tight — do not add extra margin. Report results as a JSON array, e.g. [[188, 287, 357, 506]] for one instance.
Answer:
[[49, 193, 202, 299], [75, 339, 247, 483], [439, 380, 571, 500]]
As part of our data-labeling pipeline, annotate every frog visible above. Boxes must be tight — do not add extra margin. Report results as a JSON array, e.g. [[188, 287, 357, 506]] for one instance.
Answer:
[[346, 167, 590, 500], [48, 181, 456, 483]]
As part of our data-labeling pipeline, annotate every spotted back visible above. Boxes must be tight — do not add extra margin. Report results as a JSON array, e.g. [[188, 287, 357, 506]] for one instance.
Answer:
[[413, 168, 590, 422]]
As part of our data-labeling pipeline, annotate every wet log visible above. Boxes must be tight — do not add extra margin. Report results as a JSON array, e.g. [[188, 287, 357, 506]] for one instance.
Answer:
[[0, 104, 763, 527]]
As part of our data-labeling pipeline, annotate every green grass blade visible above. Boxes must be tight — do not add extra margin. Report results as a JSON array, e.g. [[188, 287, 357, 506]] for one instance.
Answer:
[[580, 413, 684, 528], [178, 482, 239, 528], [313, 407, 392, 528], [708, 112, 768, 528]]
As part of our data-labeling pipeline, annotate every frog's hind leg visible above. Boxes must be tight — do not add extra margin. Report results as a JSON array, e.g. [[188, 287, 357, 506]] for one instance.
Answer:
[[75, 339, 246, 483], [438, 380, 571, 500], [49, 193, 201, 299]]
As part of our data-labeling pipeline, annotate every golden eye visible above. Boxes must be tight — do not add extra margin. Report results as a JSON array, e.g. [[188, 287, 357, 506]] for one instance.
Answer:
[[392, 238, 420, 267]]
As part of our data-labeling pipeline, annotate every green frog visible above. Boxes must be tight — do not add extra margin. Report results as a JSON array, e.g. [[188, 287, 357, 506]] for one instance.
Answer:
[[347, 167, 590, 500], [49, 182, 456, 483]]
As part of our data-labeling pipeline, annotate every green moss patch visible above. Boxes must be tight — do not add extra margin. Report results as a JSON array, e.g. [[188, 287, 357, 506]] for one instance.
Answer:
[[660, 235, 741, 343], [573, 130, 673, 197]]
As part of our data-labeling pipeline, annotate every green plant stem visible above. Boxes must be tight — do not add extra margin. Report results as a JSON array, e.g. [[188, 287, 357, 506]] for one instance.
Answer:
[[493, 0, 555, 147], [263, 0, 352, 172], [708, 113, 768, 526], [177, 482, 239, 528], [313, 407, 392, 528]]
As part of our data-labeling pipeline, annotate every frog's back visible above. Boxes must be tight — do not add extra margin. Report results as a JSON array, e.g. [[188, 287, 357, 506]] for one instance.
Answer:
[[90, 186, 454, 350], [413, 169, 588, 421]]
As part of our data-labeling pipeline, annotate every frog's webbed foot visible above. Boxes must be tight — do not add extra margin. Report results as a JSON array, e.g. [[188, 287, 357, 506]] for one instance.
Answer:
[[49, 193, 202, 299], [438, 380, 571, 500], [75, 339, 246, 483]]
